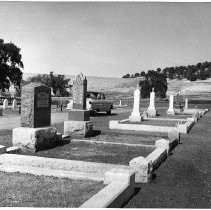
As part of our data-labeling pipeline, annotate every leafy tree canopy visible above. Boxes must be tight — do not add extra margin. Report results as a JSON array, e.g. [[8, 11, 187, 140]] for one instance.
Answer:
[[24, 71, 72, 96], [139, 71, 167, 99], [123, 60, 211, 81], [0, 39, 23, 92]]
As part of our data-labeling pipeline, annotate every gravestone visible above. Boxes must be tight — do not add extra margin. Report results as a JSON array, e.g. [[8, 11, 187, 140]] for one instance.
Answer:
[[21, 83, 51, 128], [68, 73, 90, 121], [3, 99, 8, 109], [12, 99, 17, 110], [184, 98, 188, 110], [147, 87, 157, 117], [64, 73, 93, 137], [175, 92, 183, 113], [72, 72, 87, 110], [167, 95, 175, 115], [13, 83, 57, 152], [129, 84, 142, 122]]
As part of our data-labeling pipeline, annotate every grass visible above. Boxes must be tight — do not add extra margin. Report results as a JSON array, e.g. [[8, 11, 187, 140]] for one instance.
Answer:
[[18, 141, 155, 165], [0, 102, 210, 208], [84, 132, 159, 145], [0, 130, 12, 147], [0, 171, 104, 207]]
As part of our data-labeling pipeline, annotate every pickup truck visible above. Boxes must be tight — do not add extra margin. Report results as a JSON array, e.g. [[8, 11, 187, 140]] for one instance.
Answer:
[[67, 91, 113, 114]]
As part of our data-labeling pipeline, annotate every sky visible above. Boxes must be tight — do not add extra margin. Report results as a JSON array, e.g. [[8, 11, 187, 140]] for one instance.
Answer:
[[1, 2, 211, 78]]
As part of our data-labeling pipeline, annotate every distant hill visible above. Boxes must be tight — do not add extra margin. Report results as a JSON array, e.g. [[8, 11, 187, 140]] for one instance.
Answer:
[[166, 78, 211, 95], [23, 73, 135, 92], [18, 73, 211, 98]]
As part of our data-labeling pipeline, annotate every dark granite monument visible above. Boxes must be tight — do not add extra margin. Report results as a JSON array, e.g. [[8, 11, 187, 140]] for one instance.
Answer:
[[21, 83, 51, 128], [13, 83, 57, 152]]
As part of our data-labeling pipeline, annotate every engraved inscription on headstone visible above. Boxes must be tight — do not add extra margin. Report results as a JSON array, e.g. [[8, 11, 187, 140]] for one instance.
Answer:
[[72, 72, 87, 110], [37, 92, 49, 108]]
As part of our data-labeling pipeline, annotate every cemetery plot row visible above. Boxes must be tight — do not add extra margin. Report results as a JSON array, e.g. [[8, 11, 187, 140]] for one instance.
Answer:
[[0, 171, 103, 207]]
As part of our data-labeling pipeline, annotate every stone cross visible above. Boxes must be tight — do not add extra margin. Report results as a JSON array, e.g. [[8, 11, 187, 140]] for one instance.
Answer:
[[12, 99, 17, 110], [21, 83, 51, 128], [167, 95, 175, 115], [184, 98, 188, 110], [3, 99, 8, 109], [129, 84, 142, 122], [72, 72, 87, 110]]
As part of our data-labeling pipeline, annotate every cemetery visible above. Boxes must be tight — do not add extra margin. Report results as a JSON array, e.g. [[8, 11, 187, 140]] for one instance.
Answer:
[[0, 72, 209, 208]]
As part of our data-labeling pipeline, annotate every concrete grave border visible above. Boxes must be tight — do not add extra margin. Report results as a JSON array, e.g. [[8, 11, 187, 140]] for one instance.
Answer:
[[109, 118, 195, 134], [0, 130, 179, 184], [0, 130, 180, 208], [80, 169, 136, 208]]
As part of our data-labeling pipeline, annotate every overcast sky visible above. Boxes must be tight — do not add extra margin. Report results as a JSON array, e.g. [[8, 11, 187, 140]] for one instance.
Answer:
[[1, 2, 211, 78]]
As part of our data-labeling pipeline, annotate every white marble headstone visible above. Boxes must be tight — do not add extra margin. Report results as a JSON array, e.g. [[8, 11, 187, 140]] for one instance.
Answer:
[[129, 85, 142, 122], [147, 88, 157, 116], [3, 99, 8, 109], [12, 99, 17, 110], [184, 98, 188, 110], [167, 95, 175, 115]]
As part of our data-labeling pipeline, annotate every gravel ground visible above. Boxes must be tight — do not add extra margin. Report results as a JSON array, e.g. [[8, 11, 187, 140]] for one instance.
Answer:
[[0, 171, 104, 207]]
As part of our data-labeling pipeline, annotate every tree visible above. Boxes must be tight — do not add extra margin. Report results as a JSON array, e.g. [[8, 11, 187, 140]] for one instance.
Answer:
[[139, 70, 167, 99], [140, 71, 146, 77], [0, 39, 24, 92], [25, 71, 71, 96], [198, 69, 207, 80], [139, 79, 151, 98], [122, 73, 131, 78], [156, 68, 161, 74], [134, 72, 140, 78]]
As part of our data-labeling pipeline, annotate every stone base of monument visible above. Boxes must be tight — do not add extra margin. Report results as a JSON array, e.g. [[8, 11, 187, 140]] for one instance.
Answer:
[[68, 110, 90, 121], [13, 127, 58, 152], [129, 115, 143, 122], [147, 109, 157, 117], [64, 121, 93, 137], [166, 109, 175, 115]]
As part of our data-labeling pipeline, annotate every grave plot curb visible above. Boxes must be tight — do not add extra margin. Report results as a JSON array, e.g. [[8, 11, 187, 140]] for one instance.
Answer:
[[183, 108, 208, 116], [176, 118, 195, 134], [80, 169, 136, 208], [143, 116, 187, 122], [0, 154, 133, 182], [109, 119, 176, 133], [128, 130, 179, 183]]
